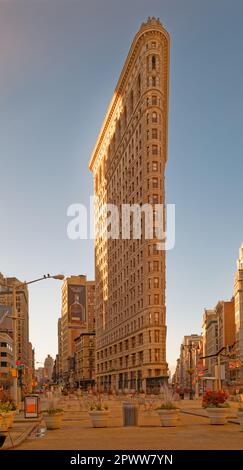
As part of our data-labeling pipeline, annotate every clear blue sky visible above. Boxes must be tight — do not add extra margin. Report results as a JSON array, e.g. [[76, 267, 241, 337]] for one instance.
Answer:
[[0, 0, 243, 370]]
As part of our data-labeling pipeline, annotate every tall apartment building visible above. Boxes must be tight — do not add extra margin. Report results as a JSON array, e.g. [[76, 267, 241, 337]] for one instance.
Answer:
[[215, 299, 235, 384], [59, 275, 95, 385], [87, 281, 96, 332], [0, 332, 14, 392], [202, 309, 218, 379], [74, 332, 95, 389], [234, 243, 243, 383], [89, 18, 170, 393], [57, 317, 62, 380], [0, 273, 29, 389], [44, 354, 54, 382], [202, 300, 235, 388], [27, 341, 35, 392], [216, 300, 235, 351], [177, 335, 202, 391]]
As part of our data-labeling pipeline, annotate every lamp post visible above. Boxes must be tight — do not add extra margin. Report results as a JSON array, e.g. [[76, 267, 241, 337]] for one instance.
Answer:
[[3, 273, 64, 405]]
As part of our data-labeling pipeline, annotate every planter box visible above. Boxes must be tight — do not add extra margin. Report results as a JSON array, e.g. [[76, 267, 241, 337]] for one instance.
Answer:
[[206, 407, 228, 425], [6, 411, 16, 428], [43, 412, 63, 430], [138, 411, 160, 427], [238, 411, 243, 431], [0, 413, 9, 432], [156, 409, 180, 427], [89, 411, 110, 428]]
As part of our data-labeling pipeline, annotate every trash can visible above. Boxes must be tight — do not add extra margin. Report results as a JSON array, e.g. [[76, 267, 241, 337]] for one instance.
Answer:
[[123, 402, 138, 426]]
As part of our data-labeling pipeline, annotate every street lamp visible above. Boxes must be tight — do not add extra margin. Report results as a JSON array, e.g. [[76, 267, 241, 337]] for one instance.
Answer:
[[2, 273, 64, 405]]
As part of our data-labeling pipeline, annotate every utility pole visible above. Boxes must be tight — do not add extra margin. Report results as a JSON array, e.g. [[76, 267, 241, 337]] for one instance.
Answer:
[[12, 284, 18, 405], [217, 354, 222, 391]]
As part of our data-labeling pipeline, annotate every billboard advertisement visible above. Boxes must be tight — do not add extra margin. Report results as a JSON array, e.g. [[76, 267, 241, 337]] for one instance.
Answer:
[[0, 305, 13, 332], [68, 284, 86, 324]]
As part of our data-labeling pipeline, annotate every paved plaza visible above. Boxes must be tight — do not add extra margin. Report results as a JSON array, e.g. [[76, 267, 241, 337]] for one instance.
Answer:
[[6, 397, 242, 451]]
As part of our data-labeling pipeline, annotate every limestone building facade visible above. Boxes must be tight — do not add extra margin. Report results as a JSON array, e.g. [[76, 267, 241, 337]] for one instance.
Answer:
[[89, 18, 170, 392]]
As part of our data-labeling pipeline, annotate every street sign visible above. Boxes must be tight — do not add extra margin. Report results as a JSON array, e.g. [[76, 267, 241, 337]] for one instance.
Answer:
[[215, 364, 225, 380], [10, 368, 17, 377]]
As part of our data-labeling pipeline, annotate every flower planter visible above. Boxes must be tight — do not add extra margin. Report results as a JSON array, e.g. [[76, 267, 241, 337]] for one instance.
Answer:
[[206, 408, 228, 425], [89, 410, 110, 428], [238, 411, 243, 431], [156, 409, 180, 427], [0, 413, 9, 432], [43, 412, 63, 430], [7, 411, 16, 428]]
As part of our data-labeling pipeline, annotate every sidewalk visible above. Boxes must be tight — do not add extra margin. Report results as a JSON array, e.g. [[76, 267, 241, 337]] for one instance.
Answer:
[[178, 399, 240, 424], [0, 414, 42, 450]]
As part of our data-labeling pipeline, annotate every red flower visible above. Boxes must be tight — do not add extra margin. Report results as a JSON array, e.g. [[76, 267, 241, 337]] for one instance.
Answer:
[[202, 389, 228, 407]]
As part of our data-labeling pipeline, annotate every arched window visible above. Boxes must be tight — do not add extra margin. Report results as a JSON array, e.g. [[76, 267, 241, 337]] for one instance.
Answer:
[[152, 111, 158, 123], [152, 55, 156, 70]]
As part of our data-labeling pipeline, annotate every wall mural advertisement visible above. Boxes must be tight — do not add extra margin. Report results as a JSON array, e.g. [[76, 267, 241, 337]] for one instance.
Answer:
[[0, 305, 13, 332], [68, 285, 86, 324]]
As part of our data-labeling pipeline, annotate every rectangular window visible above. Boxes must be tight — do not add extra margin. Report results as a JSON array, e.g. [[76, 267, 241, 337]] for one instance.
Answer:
[[152, 177, 158, 188], [155, 349, 160, 362], [152, 128, 158, 139], [152, 145, 158, 155], [153, 261, 159, 271], [149, 350, 152, 362], [152, 95, 157, 105], [155, 330, 160, 343], [149, 331, 152, 343], [152, 161, 158, 172]]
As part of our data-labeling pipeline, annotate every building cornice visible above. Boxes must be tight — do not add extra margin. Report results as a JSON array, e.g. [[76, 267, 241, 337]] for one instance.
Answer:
[[89, 17, 170, 171]]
